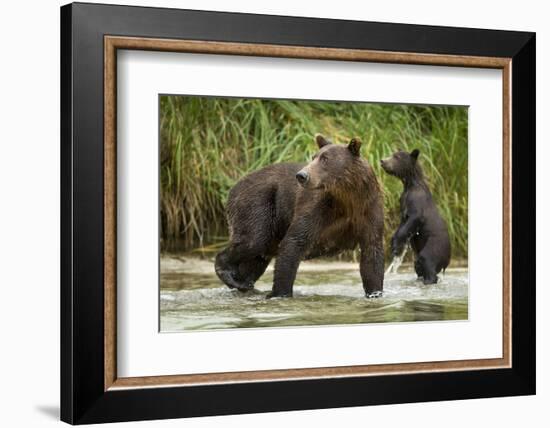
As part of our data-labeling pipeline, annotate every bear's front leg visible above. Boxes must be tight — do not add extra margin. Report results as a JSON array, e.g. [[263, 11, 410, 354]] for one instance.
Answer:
[[267, 220, 313, 299], [391, 216, 420, 257], [360, 236, 385, 298], [268, 238, 306, 298]]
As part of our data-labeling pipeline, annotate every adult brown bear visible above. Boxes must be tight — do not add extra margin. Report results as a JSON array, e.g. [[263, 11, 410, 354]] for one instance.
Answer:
[[215, 134, 385, 298]]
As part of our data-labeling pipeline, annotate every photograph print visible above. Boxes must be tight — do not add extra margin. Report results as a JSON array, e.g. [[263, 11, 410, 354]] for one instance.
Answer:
[[159, 95, 468, 332]]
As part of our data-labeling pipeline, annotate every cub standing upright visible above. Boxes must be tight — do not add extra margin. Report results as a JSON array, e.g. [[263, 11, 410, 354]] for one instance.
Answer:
[[381, 149, 451, 284]]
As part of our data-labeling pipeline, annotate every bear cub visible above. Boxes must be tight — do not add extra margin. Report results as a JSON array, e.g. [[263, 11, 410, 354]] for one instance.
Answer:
[[381, 149, 451, 284], [215, 134, 385, 298]]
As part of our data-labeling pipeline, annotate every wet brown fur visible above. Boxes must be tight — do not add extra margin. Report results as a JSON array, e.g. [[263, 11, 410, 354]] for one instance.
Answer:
[[215, 135, 385, 298]]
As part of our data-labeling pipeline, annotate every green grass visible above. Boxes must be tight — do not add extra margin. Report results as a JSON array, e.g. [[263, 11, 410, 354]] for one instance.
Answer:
[[160, 95, 468, 261]]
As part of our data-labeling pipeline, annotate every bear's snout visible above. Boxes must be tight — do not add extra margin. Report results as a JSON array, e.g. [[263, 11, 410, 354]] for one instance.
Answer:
[[296, 170, 309, 186]]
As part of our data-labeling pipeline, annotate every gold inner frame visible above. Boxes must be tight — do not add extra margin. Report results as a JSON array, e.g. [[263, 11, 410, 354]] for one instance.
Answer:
[[104, 35, 512, 391]]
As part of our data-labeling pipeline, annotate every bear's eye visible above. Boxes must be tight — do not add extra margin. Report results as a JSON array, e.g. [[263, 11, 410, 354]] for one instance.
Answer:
[[320, 154, 328, 164]]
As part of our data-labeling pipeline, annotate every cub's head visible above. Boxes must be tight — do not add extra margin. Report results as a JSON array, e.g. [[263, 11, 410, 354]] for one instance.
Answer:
[[380, 149, 420, 180], [295, 134, 363, 190]]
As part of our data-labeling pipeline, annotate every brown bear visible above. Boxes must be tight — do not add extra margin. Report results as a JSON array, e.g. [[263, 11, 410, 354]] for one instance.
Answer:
[[380, 149, 451, 284], [215, 134, 385, 298]]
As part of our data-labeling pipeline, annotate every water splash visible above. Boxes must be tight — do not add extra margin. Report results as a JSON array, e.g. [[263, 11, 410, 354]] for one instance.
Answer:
[[385, 246, 408, 275], [160, 256, 468, 332]]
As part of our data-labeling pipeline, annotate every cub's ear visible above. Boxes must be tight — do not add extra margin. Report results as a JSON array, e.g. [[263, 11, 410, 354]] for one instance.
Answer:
[[315, 133, 332, 149], [348, 138, 362, 156], [410, 149, 420, 161]]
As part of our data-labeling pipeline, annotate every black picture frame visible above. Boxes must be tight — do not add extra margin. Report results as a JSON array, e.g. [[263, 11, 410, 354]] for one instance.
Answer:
[[61, 2, 535, 424]]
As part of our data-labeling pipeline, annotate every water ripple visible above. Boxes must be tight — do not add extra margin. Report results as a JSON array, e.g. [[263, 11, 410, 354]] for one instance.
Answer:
[[160, 260, 468, 332]]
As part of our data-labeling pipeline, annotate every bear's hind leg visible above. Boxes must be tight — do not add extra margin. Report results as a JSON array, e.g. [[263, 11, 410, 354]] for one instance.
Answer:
[[417, 255, 438, 285], [219, 189, 276, 291], [422, 271, 438, 285], [216, 241, 271, 291], [414, 258, 424, 280], [236, 256, 271, 292], [215, 248, 242, 290]]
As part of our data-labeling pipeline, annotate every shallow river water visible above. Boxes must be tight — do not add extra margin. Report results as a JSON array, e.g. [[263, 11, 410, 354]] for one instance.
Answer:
[[160, 256, 468, 332]]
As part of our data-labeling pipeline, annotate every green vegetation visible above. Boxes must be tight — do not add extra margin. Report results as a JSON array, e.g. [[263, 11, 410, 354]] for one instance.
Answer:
[[160, 95, 468, 260]]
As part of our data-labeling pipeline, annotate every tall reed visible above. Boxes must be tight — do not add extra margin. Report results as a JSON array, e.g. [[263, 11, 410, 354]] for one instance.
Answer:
[[160, 96, 468, 260]]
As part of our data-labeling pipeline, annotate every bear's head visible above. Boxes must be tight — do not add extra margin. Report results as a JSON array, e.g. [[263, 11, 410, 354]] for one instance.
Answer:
[[295, 134, 363, 190], [380, 149, 420, 181]]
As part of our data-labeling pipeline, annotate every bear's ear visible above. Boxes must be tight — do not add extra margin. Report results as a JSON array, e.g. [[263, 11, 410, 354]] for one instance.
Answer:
[[348, 138, 362, 156], [315, 133, 332, 149], [410, 149, 420, 161]]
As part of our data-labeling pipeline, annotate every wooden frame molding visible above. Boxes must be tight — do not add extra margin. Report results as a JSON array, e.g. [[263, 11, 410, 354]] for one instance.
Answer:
[[104, 35, 512, 391]]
